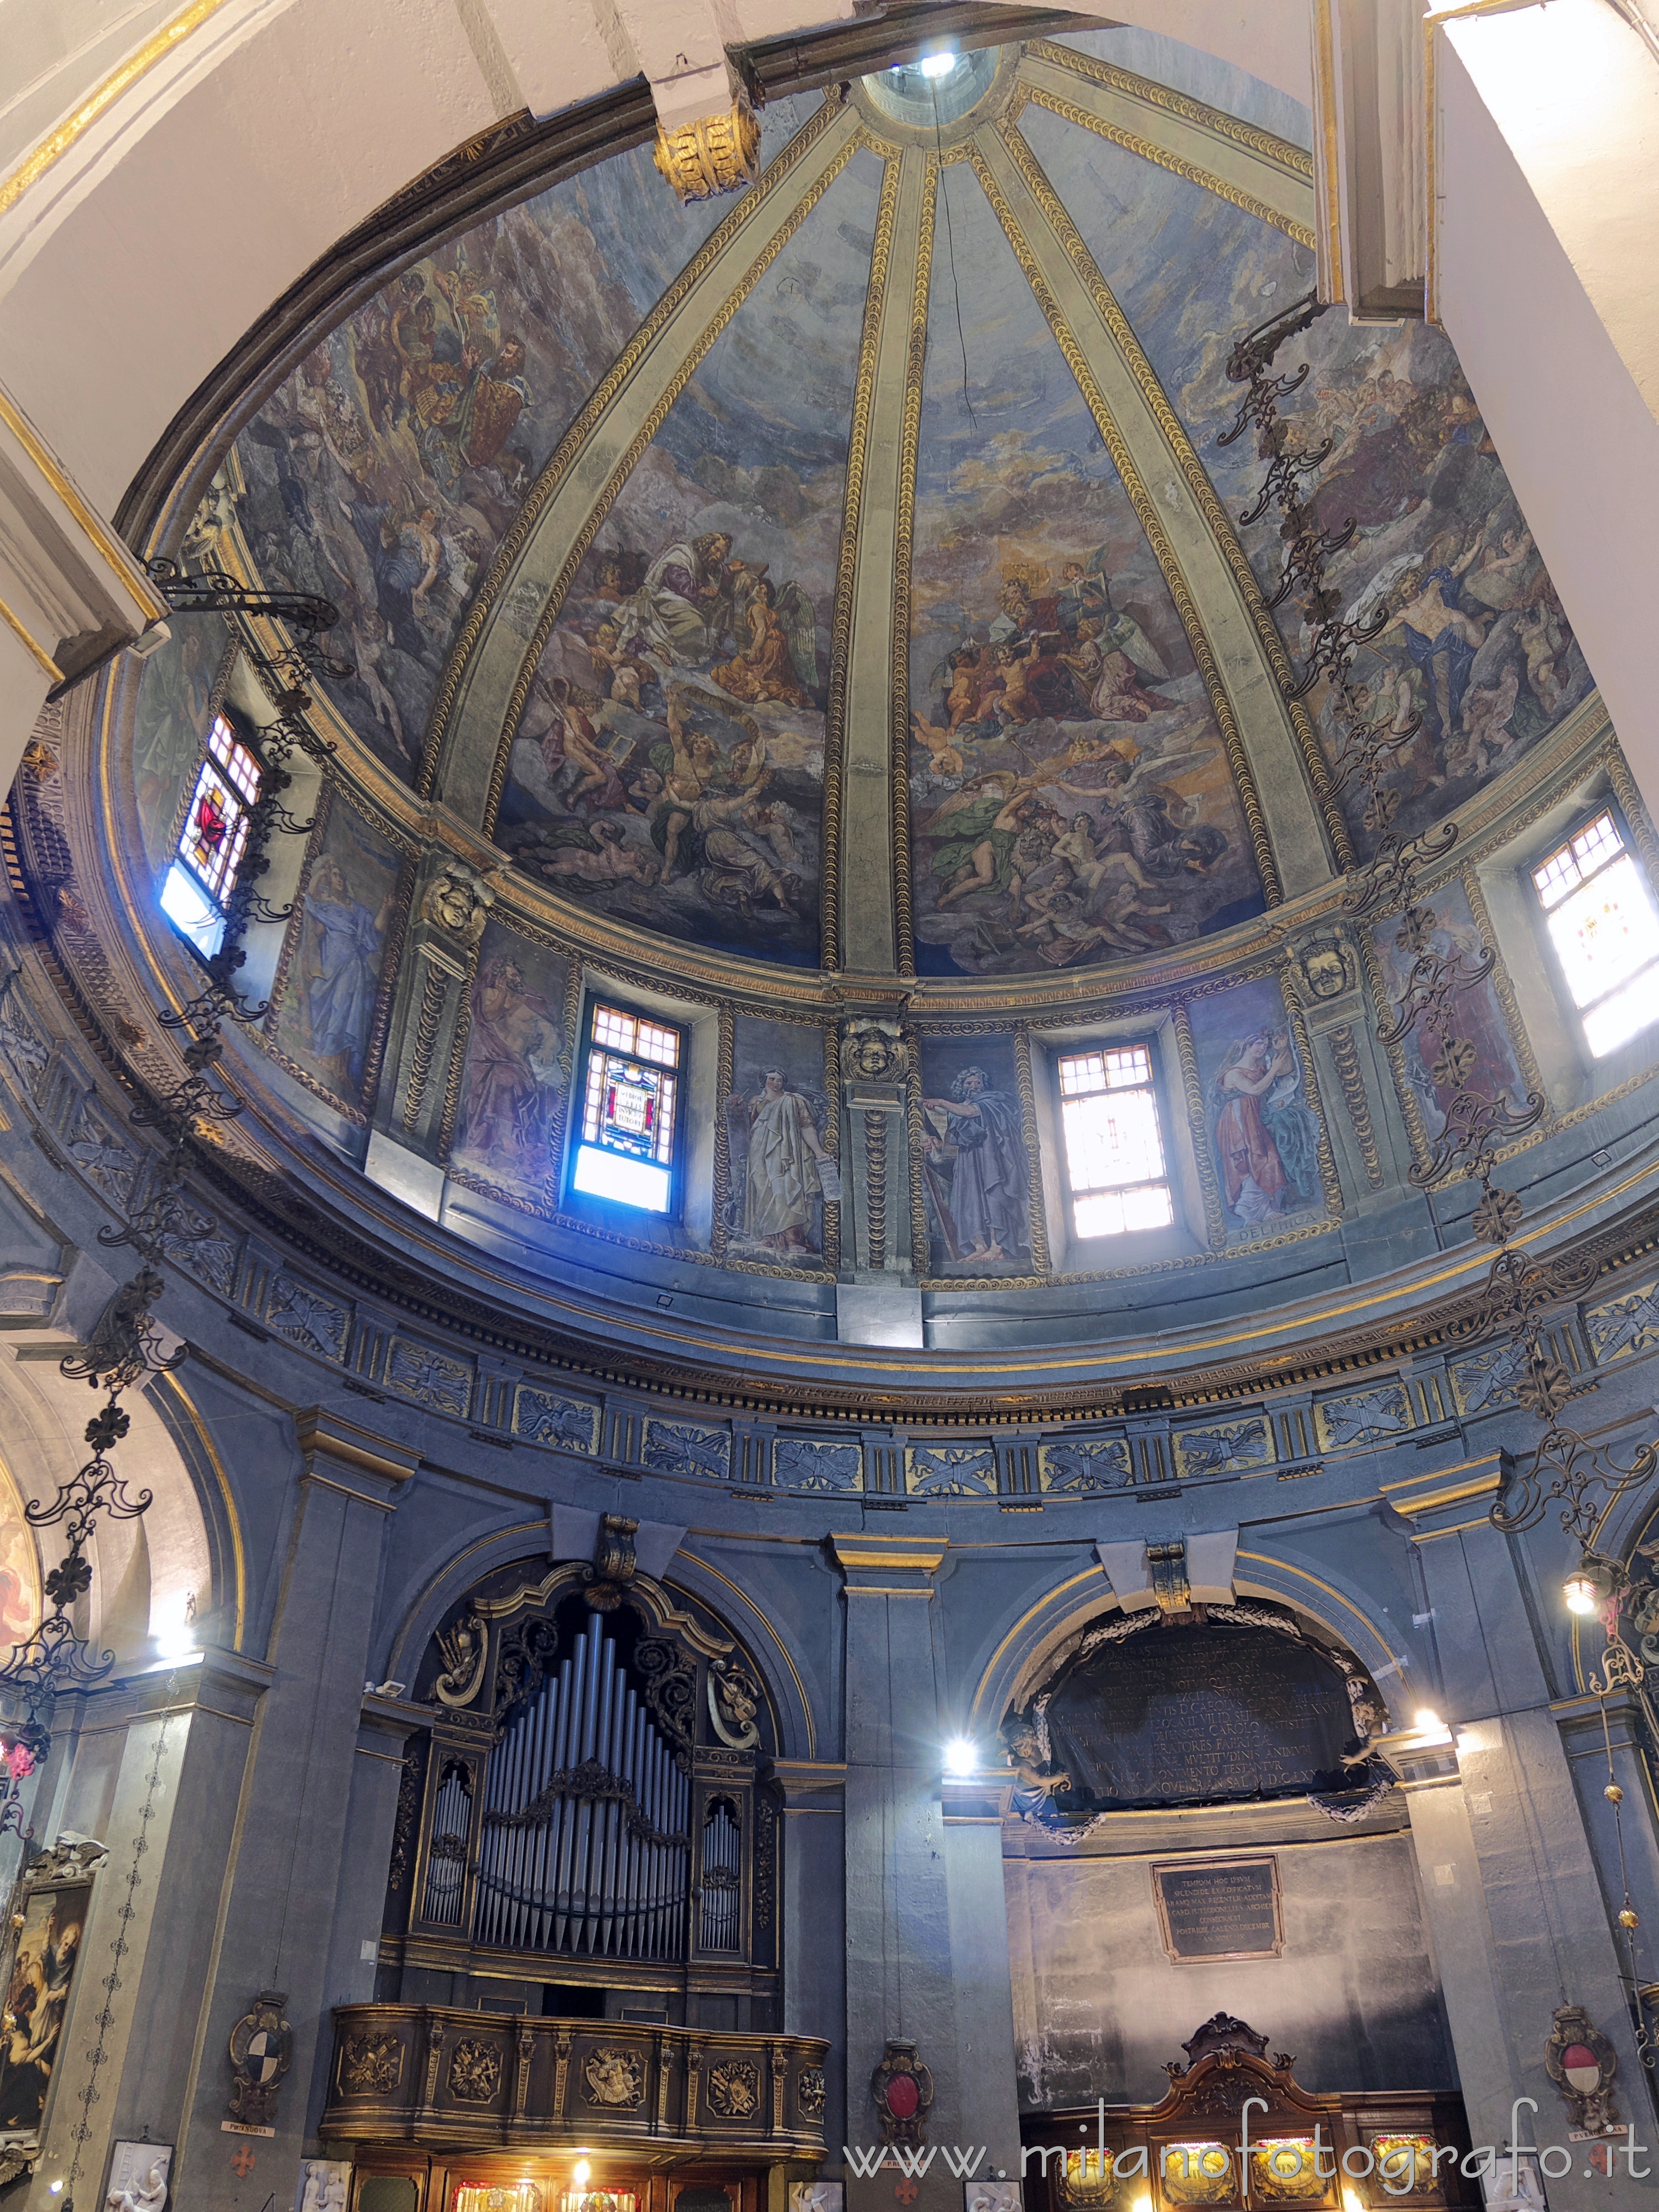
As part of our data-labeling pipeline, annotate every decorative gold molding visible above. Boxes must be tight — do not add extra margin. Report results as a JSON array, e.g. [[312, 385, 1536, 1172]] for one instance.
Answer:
[[824, 147, 901, 972], [1328, 1024, 1384, 1188], [0, 386, 167, 624], [1013, 80, 1315, 249], [890, 151, 935, 983], [0, 593, 62, 683], [712, 1002, 735, 1257], [1024, 41, 1314, 180], [0, 0, 237, 222], [481, 126, 865, 840], [970, 134, 1285, 905], [419, 90, 852, 795], [1312, 0, 1345, 302], [1014, 1022, 1051, 1272], [905, 1026, 931, 1275], [1173, 998, 1227, 1250], [821, 1020, 842, 1274], [652, 97, 761, 204], [988, 119, 1352, 874]]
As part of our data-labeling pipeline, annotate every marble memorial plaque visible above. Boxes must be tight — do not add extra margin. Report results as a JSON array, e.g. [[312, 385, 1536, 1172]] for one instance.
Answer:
[[1151, 1855, 1282, 1961]]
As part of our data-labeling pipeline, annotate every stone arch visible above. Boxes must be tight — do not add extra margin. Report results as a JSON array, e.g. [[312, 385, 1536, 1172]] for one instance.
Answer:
[[383, 1527, 816, 1757], [0, 1353, 219, 1666], [967, 1542, 1431, 1743]]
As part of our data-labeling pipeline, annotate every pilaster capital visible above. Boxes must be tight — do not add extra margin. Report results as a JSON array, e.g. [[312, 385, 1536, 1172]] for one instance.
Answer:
[[294, 1406, 421, 1500], [829, 1531, 947, 1593]]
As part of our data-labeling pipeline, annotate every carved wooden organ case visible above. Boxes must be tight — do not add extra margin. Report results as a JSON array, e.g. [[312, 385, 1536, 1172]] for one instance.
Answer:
[[385, 1551, 780, 2016]]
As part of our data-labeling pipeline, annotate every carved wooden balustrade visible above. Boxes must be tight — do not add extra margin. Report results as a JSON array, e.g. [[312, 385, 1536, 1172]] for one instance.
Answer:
[[322, 2006, 830, 2166]]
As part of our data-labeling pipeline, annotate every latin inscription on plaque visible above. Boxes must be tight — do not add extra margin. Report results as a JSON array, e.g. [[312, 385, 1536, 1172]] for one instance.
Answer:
[[1151, 1856, 1282, 1961]]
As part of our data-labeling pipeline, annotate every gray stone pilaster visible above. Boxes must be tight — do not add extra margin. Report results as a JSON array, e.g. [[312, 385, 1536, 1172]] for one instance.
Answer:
[[25, 1651, 272, 2212], [300, 1694, 425, 2142], [172, 1409, 418, 2209], [835, 1535, 1019, 2205]]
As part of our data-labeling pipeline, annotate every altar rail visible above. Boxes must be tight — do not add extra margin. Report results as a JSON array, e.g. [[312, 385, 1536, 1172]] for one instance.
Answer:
[[321, 2006, 830, 2164]]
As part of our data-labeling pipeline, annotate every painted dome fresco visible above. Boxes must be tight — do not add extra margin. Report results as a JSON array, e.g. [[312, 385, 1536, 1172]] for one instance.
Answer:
[[132, 25, 1589, 983], [28, 8, 1643, 1405]]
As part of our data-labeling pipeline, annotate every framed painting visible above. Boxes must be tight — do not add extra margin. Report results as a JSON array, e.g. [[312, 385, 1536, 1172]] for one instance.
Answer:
[[0, 1861, 96, 2143]]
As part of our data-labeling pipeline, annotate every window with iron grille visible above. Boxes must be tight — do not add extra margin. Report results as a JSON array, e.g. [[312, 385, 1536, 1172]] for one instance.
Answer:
[[1056, 1044, 1173, 1239], [160, 712, 262, 956], [1531, 809, 1659, 1058]]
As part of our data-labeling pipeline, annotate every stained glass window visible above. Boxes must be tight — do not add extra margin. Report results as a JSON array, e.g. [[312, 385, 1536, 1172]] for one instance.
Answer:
[[160, 713, 262, 956], [1057, 1044, 1173, 1239], [1531, 810, 1659, 1057], [573, 1000, 683, 1212]]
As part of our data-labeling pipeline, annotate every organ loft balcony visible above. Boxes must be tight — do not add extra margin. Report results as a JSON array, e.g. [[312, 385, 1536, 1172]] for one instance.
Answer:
[[320, 2006, 831, 2170]]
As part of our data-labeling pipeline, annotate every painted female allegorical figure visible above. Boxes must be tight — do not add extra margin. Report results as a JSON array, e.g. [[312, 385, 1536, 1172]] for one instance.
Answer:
[[299, 853, 393, 1099], [1212, 1028, 1294, 1223]]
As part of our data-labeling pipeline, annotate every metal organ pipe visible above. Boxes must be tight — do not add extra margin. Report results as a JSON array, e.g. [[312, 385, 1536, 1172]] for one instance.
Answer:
[[462, 1609, 701, 1966]]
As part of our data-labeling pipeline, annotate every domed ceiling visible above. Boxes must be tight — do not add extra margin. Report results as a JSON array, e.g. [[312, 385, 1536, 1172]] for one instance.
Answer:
[[134, 25, 1592, 985]]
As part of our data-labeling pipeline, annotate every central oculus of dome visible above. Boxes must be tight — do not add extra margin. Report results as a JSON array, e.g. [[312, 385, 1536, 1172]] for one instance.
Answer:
[[859, 45, 1006, 130]]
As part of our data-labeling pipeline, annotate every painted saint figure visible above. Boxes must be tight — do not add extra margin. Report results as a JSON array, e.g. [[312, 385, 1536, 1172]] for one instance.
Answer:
[[922, 1066, 1030, 1266], [726, 1070, 830, 1255], [459, 956, 566, 1181], [298, 853, 393, 1099]]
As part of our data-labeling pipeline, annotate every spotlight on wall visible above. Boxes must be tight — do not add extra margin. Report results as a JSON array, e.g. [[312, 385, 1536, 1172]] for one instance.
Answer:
[[919, 47, 957, 76], [943, 1736, 978, 1777], [1413, 1708, 1442, 1731]]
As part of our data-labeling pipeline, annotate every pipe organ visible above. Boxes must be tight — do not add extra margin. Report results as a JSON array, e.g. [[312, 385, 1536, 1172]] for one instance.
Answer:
[[385, 1543, 780, 2025]]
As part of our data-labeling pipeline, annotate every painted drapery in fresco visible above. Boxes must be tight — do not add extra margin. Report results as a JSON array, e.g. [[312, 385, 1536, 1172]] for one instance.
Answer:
[[1187, 975, 1327, 1235], [449, 924, 571, 1202], [907, 165, 1264, 977], [268, 797, 403, 1113], [498, 148, 883, 966], [1023, 100, 1596, 859], [918, 1034, 1035, 1275], [723, 1015, 834, 1266]]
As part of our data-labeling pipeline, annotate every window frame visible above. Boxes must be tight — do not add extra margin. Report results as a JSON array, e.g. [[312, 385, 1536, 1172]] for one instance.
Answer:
[[569, 995, 688, 1219], [1526, 801, 1659, 1063], [1051, 1036, 1176, 1245], [159, 708, 264, 958]]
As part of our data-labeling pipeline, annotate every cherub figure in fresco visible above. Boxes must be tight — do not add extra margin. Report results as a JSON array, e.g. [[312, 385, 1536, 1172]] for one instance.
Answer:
[[1453, 661, 1522, 779], [909, 712, 966, 781], [1518, 588, 1573, 713], [538, 675, 630, 814], [533, 822, 661, 889], [588, 622, 649, 709], [711, 577, 811, 707], [945, 646, 984, 729]]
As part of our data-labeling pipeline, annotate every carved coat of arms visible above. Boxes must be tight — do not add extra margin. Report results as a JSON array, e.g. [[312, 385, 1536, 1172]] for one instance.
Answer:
[[583, 2047, 646, 2107]]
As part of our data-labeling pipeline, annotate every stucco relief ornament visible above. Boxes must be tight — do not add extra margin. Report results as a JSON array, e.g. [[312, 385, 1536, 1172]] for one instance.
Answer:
[[432, 1612, 487, 1708], [871, 2039, 932, 2146], [708, 1656, 763, 1749], [840, 1023, 907, 1086], [1544, 2005, 1620, 2135], [1295, 933, 1352, 1004], [227, 1989, 292, 2127], [421, 863, 493, 945], [583, 2048, 646, 2108]]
